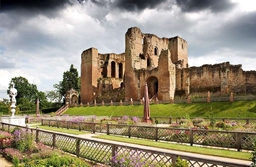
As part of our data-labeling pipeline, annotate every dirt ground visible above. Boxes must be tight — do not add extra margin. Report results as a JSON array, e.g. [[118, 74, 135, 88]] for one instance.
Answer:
[[0, 155, 12, 167]]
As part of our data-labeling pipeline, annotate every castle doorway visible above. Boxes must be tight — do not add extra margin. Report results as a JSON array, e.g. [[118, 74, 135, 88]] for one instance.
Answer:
[[146, 76, 158, 99], [71, 95, 78, 106]]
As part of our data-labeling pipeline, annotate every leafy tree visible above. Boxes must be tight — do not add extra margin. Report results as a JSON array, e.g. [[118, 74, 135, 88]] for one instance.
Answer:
[[8, 76, 38, 105], [60, 64, 79, 96], [7, 76, 50, 111], [46, 82, 63, 103]]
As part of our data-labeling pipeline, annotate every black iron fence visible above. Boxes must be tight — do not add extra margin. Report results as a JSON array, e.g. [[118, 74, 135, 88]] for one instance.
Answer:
[[0, 122, 250, 167], [41, 119, 256, 151]]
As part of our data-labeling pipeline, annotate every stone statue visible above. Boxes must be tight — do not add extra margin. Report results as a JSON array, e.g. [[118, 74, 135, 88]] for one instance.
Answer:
[[9, 82, 17, 117]]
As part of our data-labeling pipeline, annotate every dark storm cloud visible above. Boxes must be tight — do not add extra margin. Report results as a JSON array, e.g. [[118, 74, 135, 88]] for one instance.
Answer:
[[176, 0, 235, 13], [0, 0, 74, 12], [113, 0, 167, 11]]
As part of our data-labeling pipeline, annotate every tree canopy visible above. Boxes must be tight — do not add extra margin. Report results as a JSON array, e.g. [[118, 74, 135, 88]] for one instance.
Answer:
[[8, 76, 51, 111], [60, 64, 79, 96]]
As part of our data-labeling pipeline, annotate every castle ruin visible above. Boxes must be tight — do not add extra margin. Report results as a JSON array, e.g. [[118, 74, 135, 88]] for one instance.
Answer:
[[80, 27, 256, 104]]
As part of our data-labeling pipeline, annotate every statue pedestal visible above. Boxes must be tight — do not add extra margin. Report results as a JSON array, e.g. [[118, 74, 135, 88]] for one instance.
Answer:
[[0, 116, 26, 126]]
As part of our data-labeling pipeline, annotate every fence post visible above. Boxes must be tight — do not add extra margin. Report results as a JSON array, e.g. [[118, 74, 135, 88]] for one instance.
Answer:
[[8, 124, 10, 133], [246, 119, 249, 125], [190, 129, 193, 146], [52, 133, 56, 149], [76, 139, 80, 157], [155, 127, 158, 141], [128, 126, 131, 138], [111, 144, 118, 160], [169, 117, 172, 124], [36, 127, 39, 143], [48, 120, 50, 127], [92, 123, 96, 134], [171, 155, 177, 166], [78, 122, 81, 131], [41, 119, 43, 126], [107, 123, 109, 135], [236, 132, 242, 151], [67, 121, 69, 130]]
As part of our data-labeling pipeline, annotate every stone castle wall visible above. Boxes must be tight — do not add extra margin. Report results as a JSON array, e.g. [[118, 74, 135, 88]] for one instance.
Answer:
[[80, 27, 256, 104]]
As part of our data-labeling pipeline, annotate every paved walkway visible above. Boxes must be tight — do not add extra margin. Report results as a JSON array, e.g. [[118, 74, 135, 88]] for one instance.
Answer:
[[76, 133, 251, 166]]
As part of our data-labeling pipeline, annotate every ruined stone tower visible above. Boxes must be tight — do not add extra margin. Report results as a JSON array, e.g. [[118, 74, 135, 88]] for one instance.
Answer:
[[124, 27, 188, 101], [81, 48, 125, 104]]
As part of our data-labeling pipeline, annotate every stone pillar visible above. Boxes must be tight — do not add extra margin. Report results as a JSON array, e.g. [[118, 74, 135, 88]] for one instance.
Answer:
[[130, 98, 133, 105], [187, 96, 191, 103], [102, 101, 104, 106], [207, 91, 211, 103], [120, 100, 123, 106], [170, 97, 174, 104], [230, 93, 234, 102], [36, 98, 40, 116], [110, 100, 113, 106]]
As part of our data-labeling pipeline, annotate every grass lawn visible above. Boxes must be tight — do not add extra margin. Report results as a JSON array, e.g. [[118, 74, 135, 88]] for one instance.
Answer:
[[65, 101, 256, 118], [93, 135, 251, 161]]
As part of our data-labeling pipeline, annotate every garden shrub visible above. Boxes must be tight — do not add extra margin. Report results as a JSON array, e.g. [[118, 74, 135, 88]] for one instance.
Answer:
[[12, 128, 34, 152], [173, 156, 189, 167], [110, 150, 156, 167]]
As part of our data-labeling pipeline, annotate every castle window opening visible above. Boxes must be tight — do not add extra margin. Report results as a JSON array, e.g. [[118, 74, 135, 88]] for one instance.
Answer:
[[119, 63, 123, 78], [146, 76, 158, 99], [182, 43, 184, 49], [154, 47, 158, 56], [147, 58, 151, 67], [111, 61, 116, 78]]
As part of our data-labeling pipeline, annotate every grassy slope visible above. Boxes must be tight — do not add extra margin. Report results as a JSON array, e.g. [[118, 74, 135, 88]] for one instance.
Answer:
[[65, 101, 256, 117]]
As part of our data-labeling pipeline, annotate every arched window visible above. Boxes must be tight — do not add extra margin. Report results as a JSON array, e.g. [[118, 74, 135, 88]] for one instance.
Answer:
[[111, 61, 116, 78], [118, 63, 123, 78], [154, 47, 158, 56]]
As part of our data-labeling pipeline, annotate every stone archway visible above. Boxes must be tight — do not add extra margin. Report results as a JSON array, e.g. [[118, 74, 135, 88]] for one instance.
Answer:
[[65, 88, 79, 106], [146, 76, 158, 99]]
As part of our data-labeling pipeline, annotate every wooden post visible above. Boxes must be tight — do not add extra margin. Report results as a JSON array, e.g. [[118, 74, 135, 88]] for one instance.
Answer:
[[128, 126, 131, 138], [107, 123, 110, 135], [169, 117, 172, 124], [189, 129, 193, 146], [36, 127, 39, 143], [76, 139, 80, 157], [155, 127, 158, 141], [236, 132, 242, 151], [52, 133, 56, 149]]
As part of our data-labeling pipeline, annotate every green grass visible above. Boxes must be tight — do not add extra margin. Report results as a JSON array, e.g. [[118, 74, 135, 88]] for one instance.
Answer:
[[93, 135, 251, 160], [65, 101, 256, 118], [30, 125, 88, 135]]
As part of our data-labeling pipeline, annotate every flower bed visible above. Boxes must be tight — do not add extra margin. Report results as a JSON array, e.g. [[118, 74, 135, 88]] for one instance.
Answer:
[[0, 130, 93, 167]]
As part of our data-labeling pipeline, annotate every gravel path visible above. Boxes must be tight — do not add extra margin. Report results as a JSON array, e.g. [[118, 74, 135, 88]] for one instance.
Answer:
[[0, 155, 12, 167]]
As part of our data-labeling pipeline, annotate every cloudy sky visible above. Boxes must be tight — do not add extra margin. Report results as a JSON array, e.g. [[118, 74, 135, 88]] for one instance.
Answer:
[[0, 0, 256, 99]]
